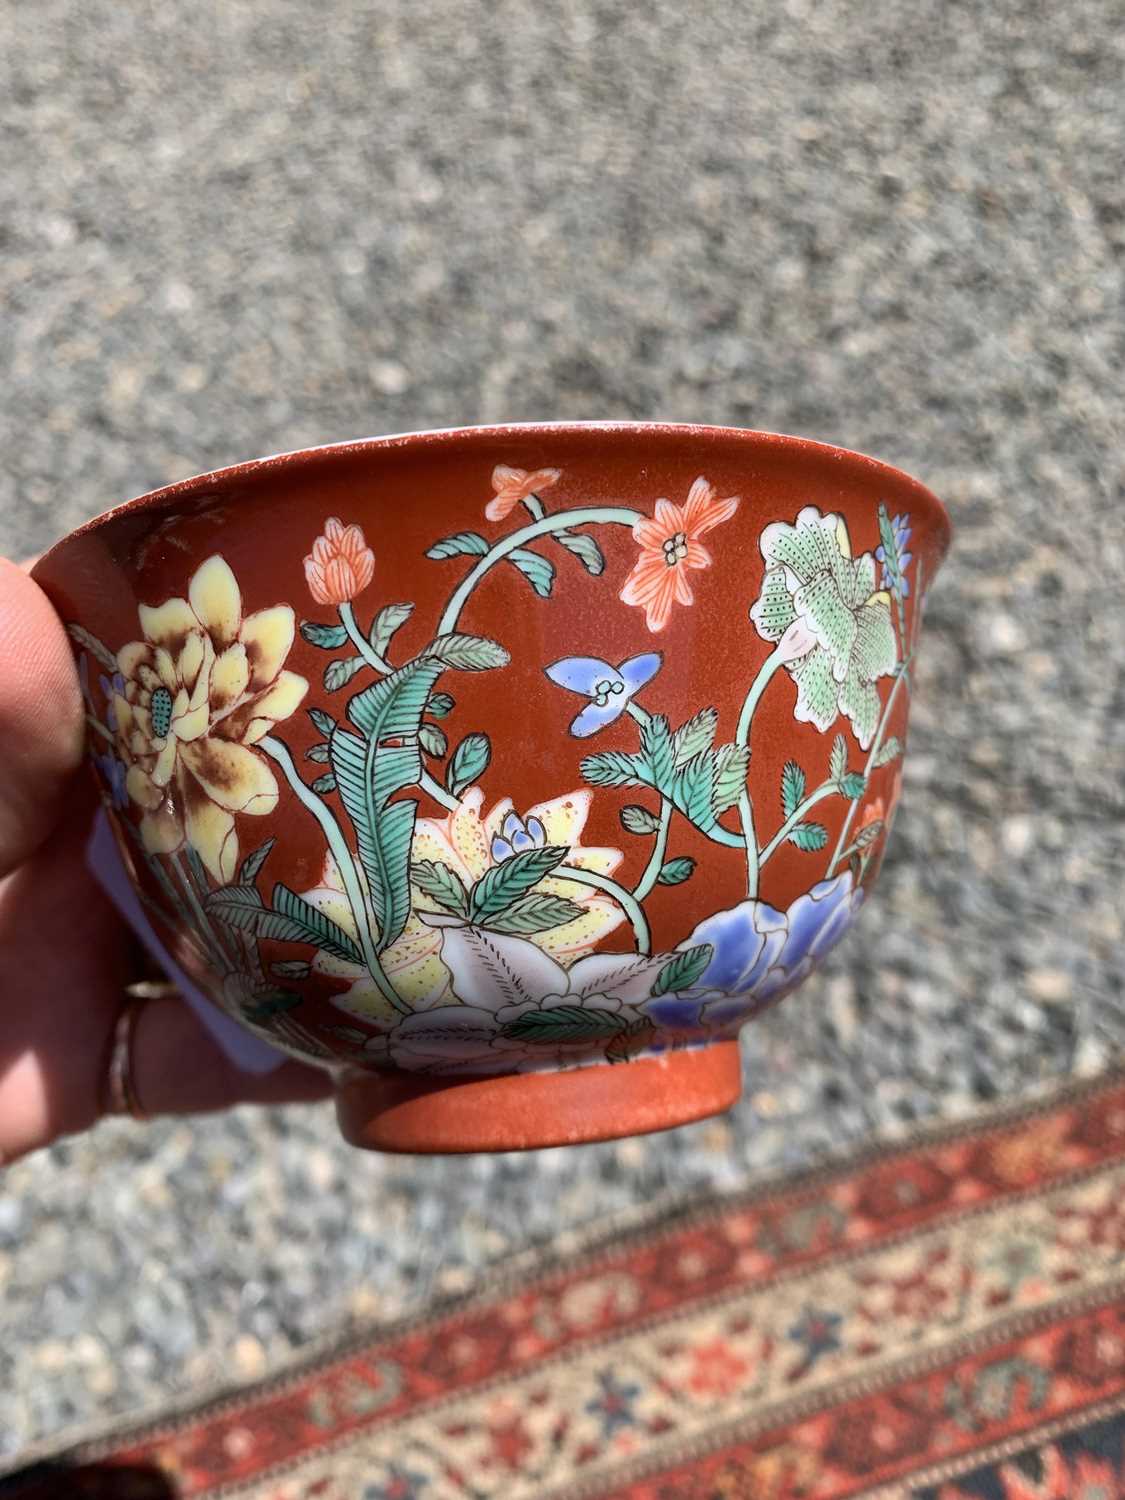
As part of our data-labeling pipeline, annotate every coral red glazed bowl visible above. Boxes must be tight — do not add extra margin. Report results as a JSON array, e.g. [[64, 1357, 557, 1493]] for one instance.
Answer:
[[32, 423, 951, 1152]]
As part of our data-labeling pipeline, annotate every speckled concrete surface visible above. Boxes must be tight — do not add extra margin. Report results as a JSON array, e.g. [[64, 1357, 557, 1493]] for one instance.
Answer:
[[2, 0, 1123, 1461]]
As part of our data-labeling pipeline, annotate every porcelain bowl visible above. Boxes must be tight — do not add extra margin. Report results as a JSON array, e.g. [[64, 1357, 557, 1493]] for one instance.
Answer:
[[33, 423, 950, 1151]]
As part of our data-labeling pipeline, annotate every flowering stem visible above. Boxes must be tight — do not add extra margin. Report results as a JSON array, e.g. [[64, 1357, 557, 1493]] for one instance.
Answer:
[[734, 647, 787, 897], [170, 851, 233, 974], [338, 603, 461, 815], [338, 601, 393, 674], [632, 798, 672, 901], [827, 557, 923, 878], [826, 668, 908, 877], [258, 734, 410, 1016], [437, 506, 643, 636], [625, 698, 743, 848], [835, 836, 869, 866], [736, 648, 786, 748], [554, 864, 651, 956], [738, 793, 760, 898], [759, 782, 838, 869], [85, 714, 115, 744]]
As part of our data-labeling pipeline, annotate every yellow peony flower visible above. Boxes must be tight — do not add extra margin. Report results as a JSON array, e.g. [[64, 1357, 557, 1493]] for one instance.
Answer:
[[302, 787, 626, 1024], [113, 555, 308, 883]]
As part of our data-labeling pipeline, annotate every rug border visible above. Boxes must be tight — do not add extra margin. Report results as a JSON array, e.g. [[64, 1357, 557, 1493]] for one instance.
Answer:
[[3, 1060, 1119, 1482]]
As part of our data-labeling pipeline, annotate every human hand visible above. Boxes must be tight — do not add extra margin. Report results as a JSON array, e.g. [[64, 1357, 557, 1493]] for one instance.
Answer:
[[0, 558, 331, 1163]]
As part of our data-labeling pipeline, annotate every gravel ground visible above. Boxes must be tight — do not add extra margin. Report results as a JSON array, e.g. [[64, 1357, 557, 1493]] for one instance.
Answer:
[[2, 0, 1123, 1462]]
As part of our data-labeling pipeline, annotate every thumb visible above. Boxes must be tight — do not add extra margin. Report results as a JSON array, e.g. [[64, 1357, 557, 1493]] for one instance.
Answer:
[[0, 558, 86, 876]]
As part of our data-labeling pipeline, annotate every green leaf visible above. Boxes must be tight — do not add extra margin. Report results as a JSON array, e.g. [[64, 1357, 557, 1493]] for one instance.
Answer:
[[446, 732, 491, 798], [499, 1007, 627, 1044], [829, 734, 848, 784], [270, 959, 311, 980], [486, 893, 586, 934], [620, 804, 661, 836], [184, 842, 210, 893], [244, 989, 303, 1022], [839, 772, 866, 799], [418, 723, 448, 758], [426, 531, 490, 560], [426, 633, 511, 672], [427, 691, 455, 719], [675, 752, 718, 828], [239, 839, 275, 885], [874, 736, 903, 767], [854, 819, 884, 849], [324, 655, 365, 692], [308, 707, 337, 737], [580, 749, 647, 789], [553, 529, 605, 574], [657, 856, 696, 886], [606, 1018, 657, 1063], [788, 822, 829, 852], [711, 744, 750, 816], [651, 943, 714, 997], [781, 761, 806, 818], [412, 860, 469, 917], [581, 741, 748, 836], [67, 624, 118, 672], [333, 655, 446, 952], [273, 885, 364, 963], [305, 742, 331, 763], [641, 714, 676, 791], [300, 620, 349, 650], [672, 708, 718, 766], [205, 883, 363, 965], [470, 845, 569, 921], [370, 602, 414, 658], [346, 657, 445, 794], [507, 547, 556, 598], [331, 723, 420, 952], [311, 771, 337, 794]]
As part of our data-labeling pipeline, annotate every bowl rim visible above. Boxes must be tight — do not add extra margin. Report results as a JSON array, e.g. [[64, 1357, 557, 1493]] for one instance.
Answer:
[[34, 420, 952, 567]]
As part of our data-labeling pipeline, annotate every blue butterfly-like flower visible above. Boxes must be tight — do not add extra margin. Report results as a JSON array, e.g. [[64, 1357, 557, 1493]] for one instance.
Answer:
[[544, 653, 662, 737]]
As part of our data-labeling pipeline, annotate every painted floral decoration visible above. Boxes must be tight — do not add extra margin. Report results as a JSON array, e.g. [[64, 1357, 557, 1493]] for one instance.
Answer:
[[378, 926, 671, 1076], [112, 555, 307, 882], [643, 872, 865, 1034], [303, 517, 376, 606], [545, 653, 662, 737], [72, 459, 924, 1078], [876, 511, 913, 597], [620, 477, 739, 632], [749, 505, 897, 748], [486, 464, 561, 522], [300, 788, 625, 1023]]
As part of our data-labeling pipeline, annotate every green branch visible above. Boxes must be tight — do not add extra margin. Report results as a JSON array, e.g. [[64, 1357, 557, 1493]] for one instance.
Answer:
[[631, 798, 672, 901], [827, 558, 924, 877], [554, 863, 651, 956], [258, 734, 408, 1016], [436, 505, 642, 636], [759, 782, 838, 869], [338, 602, 461, 815]]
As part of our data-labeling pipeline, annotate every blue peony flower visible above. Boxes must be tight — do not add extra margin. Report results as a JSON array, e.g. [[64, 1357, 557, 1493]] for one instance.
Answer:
[[545, 652, 662, 737], [644, 872, 865, 1033], [490, 809, 549, 863]]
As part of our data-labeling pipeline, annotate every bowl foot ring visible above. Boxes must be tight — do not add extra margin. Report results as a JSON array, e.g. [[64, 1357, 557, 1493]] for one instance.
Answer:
[[334, 1041, 743, 1154]]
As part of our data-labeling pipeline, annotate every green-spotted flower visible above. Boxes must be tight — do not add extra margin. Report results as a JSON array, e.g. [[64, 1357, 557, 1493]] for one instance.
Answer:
[[749, 506, 897, 748]]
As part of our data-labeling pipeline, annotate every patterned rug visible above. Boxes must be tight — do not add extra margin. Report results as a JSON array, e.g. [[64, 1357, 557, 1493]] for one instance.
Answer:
[[7, 1070, 1125, 1499]]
